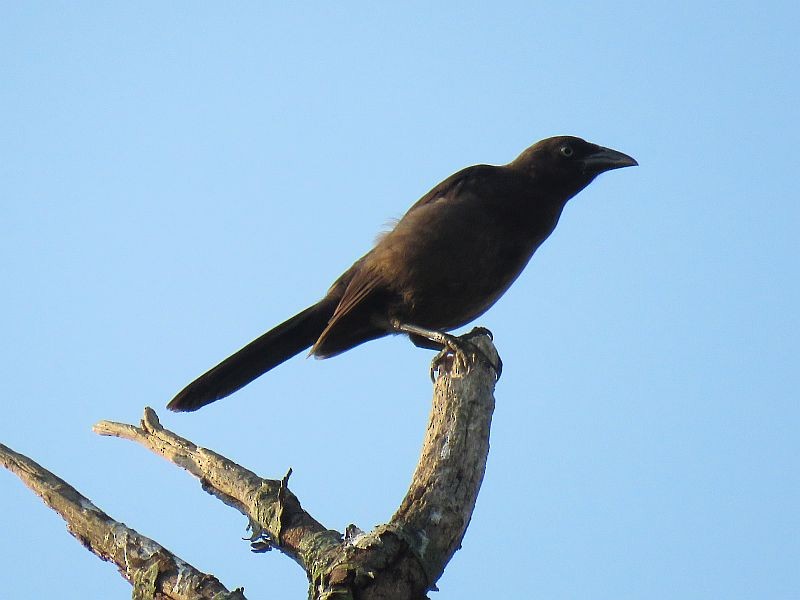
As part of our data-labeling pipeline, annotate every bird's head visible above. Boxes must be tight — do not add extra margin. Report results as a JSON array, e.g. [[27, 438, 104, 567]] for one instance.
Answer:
[[509, 136, 637, 199]]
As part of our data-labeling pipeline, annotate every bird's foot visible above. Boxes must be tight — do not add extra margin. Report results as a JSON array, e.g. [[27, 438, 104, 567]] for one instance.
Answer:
[[462, 327, 503, 379], [463, 326, 493, 342], [429, 327, 502, 382], [429, 337, 471, 382]]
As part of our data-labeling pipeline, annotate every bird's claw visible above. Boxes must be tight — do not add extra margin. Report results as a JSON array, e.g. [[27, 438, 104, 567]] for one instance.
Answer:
[[429, 329, 502, 382], [463, 327, 502, 378], [465, 326, 494, 341], [429, 341, 471, 382]]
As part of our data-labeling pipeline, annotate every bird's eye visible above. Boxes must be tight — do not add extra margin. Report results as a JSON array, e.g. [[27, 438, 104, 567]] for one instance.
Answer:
[[560, 145, 574, 157]]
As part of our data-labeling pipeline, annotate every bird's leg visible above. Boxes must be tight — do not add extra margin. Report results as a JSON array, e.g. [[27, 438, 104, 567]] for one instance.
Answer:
[[404, 324, 471, 380], [390, 320, 501, 382], [407, 333, 444, 351]]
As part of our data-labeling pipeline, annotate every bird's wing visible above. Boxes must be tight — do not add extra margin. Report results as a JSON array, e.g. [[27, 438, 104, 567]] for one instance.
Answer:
[[310, 266, 383, 356], [312, 165, 498, 357], [404, 165, 494, 212]]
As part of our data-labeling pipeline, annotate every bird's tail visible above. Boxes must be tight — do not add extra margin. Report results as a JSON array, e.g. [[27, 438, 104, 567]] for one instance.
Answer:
[[167, 298, 337, 412]]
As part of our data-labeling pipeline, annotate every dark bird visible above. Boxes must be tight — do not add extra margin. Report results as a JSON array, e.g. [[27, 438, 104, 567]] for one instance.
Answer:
[[168, 136, 637, 412]]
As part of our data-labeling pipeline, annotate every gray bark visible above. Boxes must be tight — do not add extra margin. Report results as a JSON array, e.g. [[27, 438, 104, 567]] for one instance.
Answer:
[[2, 333, 499, 599]]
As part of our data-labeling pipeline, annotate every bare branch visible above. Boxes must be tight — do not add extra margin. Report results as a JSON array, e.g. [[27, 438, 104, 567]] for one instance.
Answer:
[[5, 331, 498, 599], [310, 331, 499, 599], [0, 443, 245, 600], [93, 407, 342, 571]]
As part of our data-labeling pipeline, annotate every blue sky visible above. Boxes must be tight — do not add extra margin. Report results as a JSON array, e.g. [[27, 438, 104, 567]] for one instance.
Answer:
[[1, 3, 798, 599]]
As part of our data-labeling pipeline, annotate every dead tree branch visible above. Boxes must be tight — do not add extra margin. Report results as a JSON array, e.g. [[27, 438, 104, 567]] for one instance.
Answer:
[[93, 406, 342, 572], [3, 331, 499, 599], [0, 443, 245, 600]]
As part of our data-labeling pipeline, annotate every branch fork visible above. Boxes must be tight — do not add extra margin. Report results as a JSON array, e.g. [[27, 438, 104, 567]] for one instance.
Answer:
[[2, 333, 499, 599]]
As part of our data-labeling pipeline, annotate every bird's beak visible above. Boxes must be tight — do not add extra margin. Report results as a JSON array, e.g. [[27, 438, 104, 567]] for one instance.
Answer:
[[582, 146, 638, 174]]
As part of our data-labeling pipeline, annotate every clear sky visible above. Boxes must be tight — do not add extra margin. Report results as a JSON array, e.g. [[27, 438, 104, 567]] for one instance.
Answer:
[[1, 3, 798, 599]]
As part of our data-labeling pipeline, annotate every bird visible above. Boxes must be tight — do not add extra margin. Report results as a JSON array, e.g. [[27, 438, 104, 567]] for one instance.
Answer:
[[168, 136, 637, 412]]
